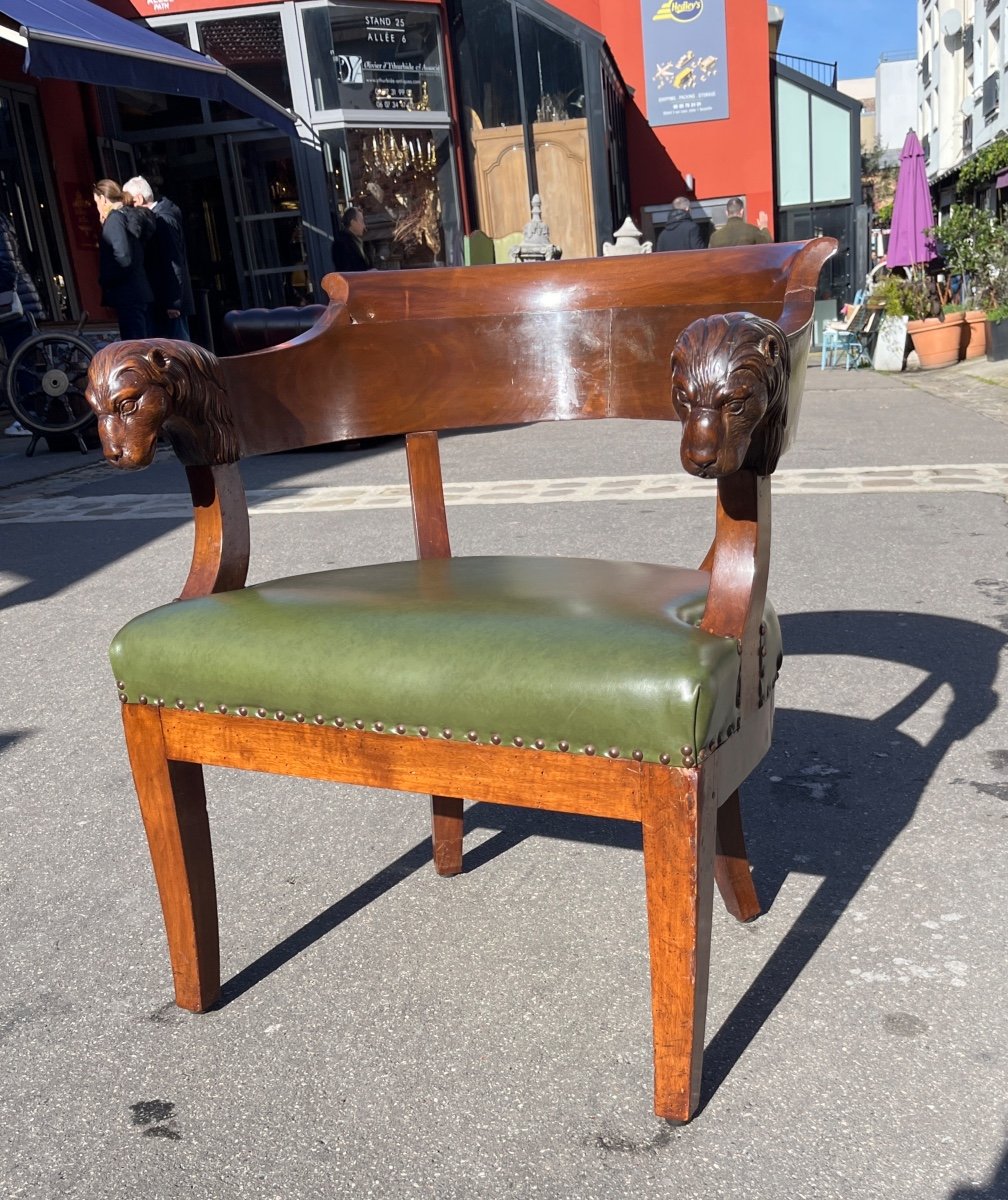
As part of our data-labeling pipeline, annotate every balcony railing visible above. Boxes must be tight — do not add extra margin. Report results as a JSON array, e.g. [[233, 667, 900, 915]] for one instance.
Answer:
[[770, 52, 838, 89]]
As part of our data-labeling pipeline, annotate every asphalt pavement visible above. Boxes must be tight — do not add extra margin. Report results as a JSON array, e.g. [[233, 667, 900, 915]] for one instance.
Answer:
[[1, 352, 1007, 1199]]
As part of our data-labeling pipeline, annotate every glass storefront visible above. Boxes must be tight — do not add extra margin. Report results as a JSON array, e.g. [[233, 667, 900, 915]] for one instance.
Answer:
[[116, 0, 627, 307], [303, 1, 458, 269], [228, 136, 310, 305], [201, 14, 294, 111], [321, 125, 457, 268], [772, 61, 862, 302], [303, 2, 446, 114], [449, 0, 627, 258], [0, 89, 75, 321], [124, 135, 244, 340], [517, 10, 584, 130]]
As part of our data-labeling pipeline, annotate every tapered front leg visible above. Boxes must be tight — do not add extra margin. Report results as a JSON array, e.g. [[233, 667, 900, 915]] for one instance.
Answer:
[[640, 767, 717, 1123], [122, 704, 220, 1011], [431, 794, 464, 876], [714, 789, 761, 922]]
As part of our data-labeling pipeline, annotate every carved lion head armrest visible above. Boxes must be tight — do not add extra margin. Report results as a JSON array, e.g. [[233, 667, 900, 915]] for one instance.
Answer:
[[669, 312, 793, 705], [670, 312, 791, 480], [86, 340, 238, 470], [86, 340, 248, 600]]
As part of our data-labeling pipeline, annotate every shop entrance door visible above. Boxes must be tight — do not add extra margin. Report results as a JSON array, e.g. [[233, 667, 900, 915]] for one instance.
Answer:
[[0, 87, 76, 321], [225, 134, 310, 308]]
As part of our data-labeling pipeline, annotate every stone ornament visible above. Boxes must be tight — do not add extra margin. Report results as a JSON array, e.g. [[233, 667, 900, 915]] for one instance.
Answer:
[[510, 194, 561, 262], [602, 217, 653, 256]]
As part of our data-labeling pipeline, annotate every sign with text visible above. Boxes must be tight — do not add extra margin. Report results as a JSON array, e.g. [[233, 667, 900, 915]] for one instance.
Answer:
[[642, 0, 729, 127], [127, 0, 268, 13], [303, 6, 445, 113]]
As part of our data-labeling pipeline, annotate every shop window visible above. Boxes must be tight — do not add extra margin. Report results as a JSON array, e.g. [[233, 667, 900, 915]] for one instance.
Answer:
[[154, 24, 193, 49], [810, 95, 851, 204], [516, 11, 585, 125], [231, 138, 311, 307], [114, 88, 204, 134], [320, 125, 458, 269], [776, 77, 810, 207], [200, 14, 293, 112], [304, 3, 446, 114], [453, 0, 522, 129]]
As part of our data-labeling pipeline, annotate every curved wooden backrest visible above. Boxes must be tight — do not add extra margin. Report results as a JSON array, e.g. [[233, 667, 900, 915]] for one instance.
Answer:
[[218, 240, 835, 458]]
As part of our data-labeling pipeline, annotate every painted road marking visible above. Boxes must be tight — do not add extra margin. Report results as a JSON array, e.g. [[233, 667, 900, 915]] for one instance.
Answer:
[[1, 464, 1007, 522]]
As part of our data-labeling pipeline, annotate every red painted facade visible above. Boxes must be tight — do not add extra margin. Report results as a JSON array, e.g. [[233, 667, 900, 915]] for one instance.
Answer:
[[546, 0, 775, 231]]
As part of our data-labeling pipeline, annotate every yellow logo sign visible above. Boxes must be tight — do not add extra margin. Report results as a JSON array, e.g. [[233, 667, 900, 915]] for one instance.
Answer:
[[654, 0, 703, 21]]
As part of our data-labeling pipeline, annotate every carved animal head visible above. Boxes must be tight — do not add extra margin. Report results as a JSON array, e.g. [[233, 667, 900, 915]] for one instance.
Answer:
[[86, 340, 238, 470], [670, 313, 790, 478]]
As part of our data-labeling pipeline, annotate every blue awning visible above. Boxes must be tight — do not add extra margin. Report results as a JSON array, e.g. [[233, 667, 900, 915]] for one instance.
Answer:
[[0, 0, 299, 135]]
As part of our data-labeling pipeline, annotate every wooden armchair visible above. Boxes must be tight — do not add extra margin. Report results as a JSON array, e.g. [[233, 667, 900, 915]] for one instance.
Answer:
[[85, 239, 834, 1124]]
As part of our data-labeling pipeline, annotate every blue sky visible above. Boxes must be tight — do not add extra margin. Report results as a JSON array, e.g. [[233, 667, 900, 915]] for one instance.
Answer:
[[776, 0, 917, 80]]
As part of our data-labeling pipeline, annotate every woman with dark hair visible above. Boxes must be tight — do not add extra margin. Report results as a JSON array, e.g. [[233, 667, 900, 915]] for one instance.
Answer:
[[92, 179, 155, 339]]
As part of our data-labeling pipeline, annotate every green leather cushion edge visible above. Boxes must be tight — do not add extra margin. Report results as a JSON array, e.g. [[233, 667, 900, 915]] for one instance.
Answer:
[[110, 556, 781, 765]]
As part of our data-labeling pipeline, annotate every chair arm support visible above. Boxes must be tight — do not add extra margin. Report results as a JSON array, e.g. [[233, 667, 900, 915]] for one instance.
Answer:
[[86, 340, 249, 600], [670, 313, 786, 711], [178, 464, 250, 600]]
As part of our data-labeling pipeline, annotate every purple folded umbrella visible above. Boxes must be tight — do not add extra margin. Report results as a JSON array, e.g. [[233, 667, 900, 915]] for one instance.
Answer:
[[887, 130, 936, 268]]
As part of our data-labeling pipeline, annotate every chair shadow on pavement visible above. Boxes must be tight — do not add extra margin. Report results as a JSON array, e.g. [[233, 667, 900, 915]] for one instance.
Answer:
[[947, 1140, 1008, 1199], [218, 610, 1005, 1116]]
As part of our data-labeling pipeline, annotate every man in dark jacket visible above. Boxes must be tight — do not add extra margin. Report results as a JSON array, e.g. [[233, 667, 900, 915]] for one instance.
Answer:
[[93, 179, 154, 340], [331, 207, 372, 272], [656, 197, 705, 252], [708, 197, 771, 247], [123, 176, 195, 340]]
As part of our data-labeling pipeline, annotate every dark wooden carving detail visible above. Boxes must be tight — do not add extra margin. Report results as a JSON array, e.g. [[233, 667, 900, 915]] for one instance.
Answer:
[[86, 339, 239, 470], [670, 313, 790, 478]]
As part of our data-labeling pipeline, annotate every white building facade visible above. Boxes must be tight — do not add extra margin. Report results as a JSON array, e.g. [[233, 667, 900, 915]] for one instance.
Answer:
[[919, 0, 1008, 206]]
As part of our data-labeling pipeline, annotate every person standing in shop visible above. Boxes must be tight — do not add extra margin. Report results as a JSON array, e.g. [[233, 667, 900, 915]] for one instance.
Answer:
[[656, 196, 706, 252], [708, 196, 771, 247], [122, 175, 194, 339], [92, 179, 155, 339], [331, 206, 372, 272]]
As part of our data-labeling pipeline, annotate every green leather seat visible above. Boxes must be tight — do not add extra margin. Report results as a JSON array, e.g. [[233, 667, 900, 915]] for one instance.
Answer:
[[110, 556, 781, 767]]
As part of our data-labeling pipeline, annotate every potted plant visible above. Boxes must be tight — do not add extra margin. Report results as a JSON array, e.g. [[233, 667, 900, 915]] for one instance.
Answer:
[[927, 206, 1000, 359], [867, 273, 912, 372], [871, 271, 961, 370], [988, 306, 1008, 359], [974, 223, 1008, 360]]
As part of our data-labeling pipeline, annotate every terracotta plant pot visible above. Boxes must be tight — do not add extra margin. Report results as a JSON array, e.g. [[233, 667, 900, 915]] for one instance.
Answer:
[[963, 310, 988, 360], [907, 312, 964, 369]]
